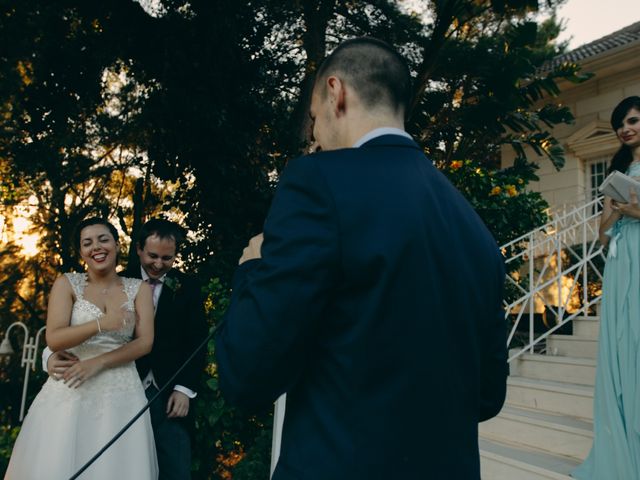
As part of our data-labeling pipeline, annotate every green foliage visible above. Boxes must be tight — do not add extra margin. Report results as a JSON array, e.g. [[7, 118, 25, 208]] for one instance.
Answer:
[[443, 159, 549, 247], [192, 277, 271, 479], [228, 428, 272, 479], [0, 0, 589, 281], [0, 425, 20, 474], [410, 3, 590, 182]]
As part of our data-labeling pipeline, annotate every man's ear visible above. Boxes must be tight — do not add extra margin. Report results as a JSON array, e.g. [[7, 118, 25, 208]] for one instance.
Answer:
[[326, 76, 347, 116]]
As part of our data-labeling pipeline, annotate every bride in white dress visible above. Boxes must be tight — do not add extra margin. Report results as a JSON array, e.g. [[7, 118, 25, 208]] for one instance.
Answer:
[[5, 218, 158, 479]]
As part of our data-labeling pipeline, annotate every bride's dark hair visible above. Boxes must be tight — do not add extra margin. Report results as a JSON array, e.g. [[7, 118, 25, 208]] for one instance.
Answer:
[[74, 217, 119, 252], [609, 96, 640, 174]]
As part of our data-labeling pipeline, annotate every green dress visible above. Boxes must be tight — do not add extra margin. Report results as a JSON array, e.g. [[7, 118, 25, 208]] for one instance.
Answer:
[[573, 162, 640, 479]]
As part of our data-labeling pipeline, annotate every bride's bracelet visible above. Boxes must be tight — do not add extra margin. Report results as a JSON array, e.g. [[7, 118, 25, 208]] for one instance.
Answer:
[[96, 317, 102, 334]]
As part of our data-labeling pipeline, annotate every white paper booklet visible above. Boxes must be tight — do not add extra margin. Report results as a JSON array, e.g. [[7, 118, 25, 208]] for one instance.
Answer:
[[598, 170, 640, 203]]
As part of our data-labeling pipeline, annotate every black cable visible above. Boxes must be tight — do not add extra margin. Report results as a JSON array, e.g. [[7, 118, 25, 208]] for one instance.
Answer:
[[68, 325, 218, 480]]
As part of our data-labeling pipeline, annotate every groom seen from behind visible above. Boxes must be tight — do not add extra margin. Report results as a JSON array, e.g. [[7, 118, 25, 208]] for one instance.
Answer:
[[216, 37, 509, 480]]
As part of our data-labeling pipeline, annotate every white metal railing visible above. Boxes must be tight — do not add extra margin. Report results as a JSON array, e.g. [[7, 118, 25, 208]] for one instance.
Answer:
[[502, 196, 606, 362], [544, 194, 591, 220], [0, 322, 47, 421]]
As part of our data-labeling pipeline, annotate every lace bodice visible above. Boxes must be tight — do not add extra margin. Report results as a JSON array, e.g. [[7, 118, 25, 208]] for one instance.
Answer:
[[64, 272, 142, 360]]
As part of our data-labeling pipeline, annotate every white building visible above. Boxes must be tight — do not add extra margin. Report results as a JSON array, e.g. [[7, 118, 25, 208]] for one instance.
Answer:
[[503, 21, 640, 213]]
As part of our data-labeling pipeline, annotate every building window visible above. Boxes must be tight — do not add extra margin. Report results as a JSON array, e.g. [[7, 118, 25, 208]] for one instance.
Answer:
[[590, 160, 608, 199], [589, 159, 608, 212]]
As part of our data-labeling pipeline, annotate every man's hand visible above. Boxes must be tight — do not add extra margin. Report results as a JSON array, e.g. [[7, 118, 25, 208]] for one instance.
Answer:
[[166, 391, 190, 418], [239, 233, 264, 265], [47, 350, 79, 380]]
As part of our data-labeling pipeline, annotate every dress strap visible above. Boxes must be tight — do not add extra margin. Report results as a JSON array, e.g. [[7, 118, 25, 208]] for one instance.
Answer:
[[64, 272, 87, 300], [122, 277, 143, 305]]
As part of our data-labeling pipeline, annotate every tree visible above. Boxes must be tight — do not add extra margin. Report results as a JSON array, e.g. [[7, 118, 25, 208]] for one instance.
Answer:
[[1, 0, 587, 285]]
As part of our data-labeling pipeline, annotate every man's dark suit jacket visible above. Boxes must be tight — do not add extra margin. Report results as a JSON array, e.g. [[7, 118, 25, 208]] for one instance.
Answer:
[[125, 266, 207, 415], [216, 135, 508, 480]]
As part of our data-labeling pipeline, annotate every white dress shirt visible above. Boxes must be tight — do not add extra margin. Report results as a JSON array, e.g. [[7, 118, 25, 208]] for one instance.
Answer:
[[140, 267, 196, 399], [352, 127, 412, 148]]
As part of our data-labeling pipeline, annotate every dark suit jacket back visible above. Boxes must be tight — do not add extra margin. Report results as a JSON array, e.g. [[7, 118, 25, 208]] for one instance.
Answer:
[[216, 135, 508, 480]]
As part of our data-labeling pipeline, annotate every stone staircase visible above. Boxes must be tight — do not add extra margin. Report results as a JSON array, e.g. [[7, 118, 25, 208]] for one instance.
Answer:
[[480, 315, 600, 479]]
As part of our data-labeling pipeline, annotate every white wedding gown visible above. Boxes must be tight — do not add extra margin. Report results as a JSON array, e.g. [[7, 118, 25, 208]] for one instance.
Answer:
[[5, 273, 158, 480]]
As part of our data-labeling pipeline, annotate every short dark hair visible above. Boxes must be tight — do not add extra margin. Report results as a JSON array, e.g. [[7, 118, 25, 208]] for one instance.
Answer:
[[315, 37, 412, 115], [74, 217, 119, 252], [609, 95, 640, 174], [136, 218, 185, 251]]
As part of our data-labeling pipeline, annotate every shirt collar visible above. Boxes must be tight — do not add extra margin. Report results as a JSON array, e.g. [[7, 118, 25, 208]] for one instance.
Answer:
[[352, 127, 412, 148], [140, 267, 166, 283]]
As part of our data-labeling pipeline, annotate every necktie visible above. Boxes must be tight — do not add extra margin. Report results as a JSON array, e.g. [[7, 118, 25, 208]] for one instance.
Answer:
[[146, 278, 160, 309]]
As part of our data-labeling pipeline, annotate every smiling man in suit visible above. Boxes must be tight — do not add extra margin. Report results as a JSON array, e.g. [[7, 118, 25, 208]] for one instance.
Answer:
[[215, 37, 509, 480], [46, 218, 207, 479], [125, 219, 207, 480]]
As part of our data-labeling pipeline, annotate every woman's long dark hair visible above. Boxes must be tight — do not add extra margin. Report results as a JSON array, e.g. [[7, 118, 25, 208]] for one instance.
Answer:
[[609, 96, 640, 174]]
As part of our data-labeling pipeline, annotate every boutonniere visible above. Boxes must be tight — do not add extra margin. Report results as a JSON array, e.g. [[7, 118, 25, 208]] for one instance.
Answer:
[[163, 276, 182, 296]]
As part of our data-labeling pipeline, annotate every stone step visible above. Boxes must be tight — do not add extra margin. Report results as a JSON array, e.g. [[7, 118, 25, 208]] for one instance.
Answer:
[[510, 353, 596, 386], [572, 317, 600, 339], [506, 376, 594, 420], [546, 335, 598, 359], [480, 438, 579, 480], [479, 406, 593, 460]]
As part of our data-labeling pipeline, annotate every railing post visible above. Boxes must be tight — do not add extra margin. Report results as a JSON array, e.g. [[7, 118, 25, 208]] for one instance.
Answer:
[[528, 232, 535, 353], [19, 351, 32, 421], [582, 203, 588, 314], [556, 213, 563, 322], [0, 323, 46, 422]]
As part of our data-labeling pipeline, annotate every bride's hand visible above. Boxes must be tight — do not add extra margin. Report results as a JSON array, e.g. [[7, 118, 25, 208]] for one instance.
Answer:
[[98, 300, 133, 332], [62, 357, 104, 389], [612, 190, 640, 219]]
